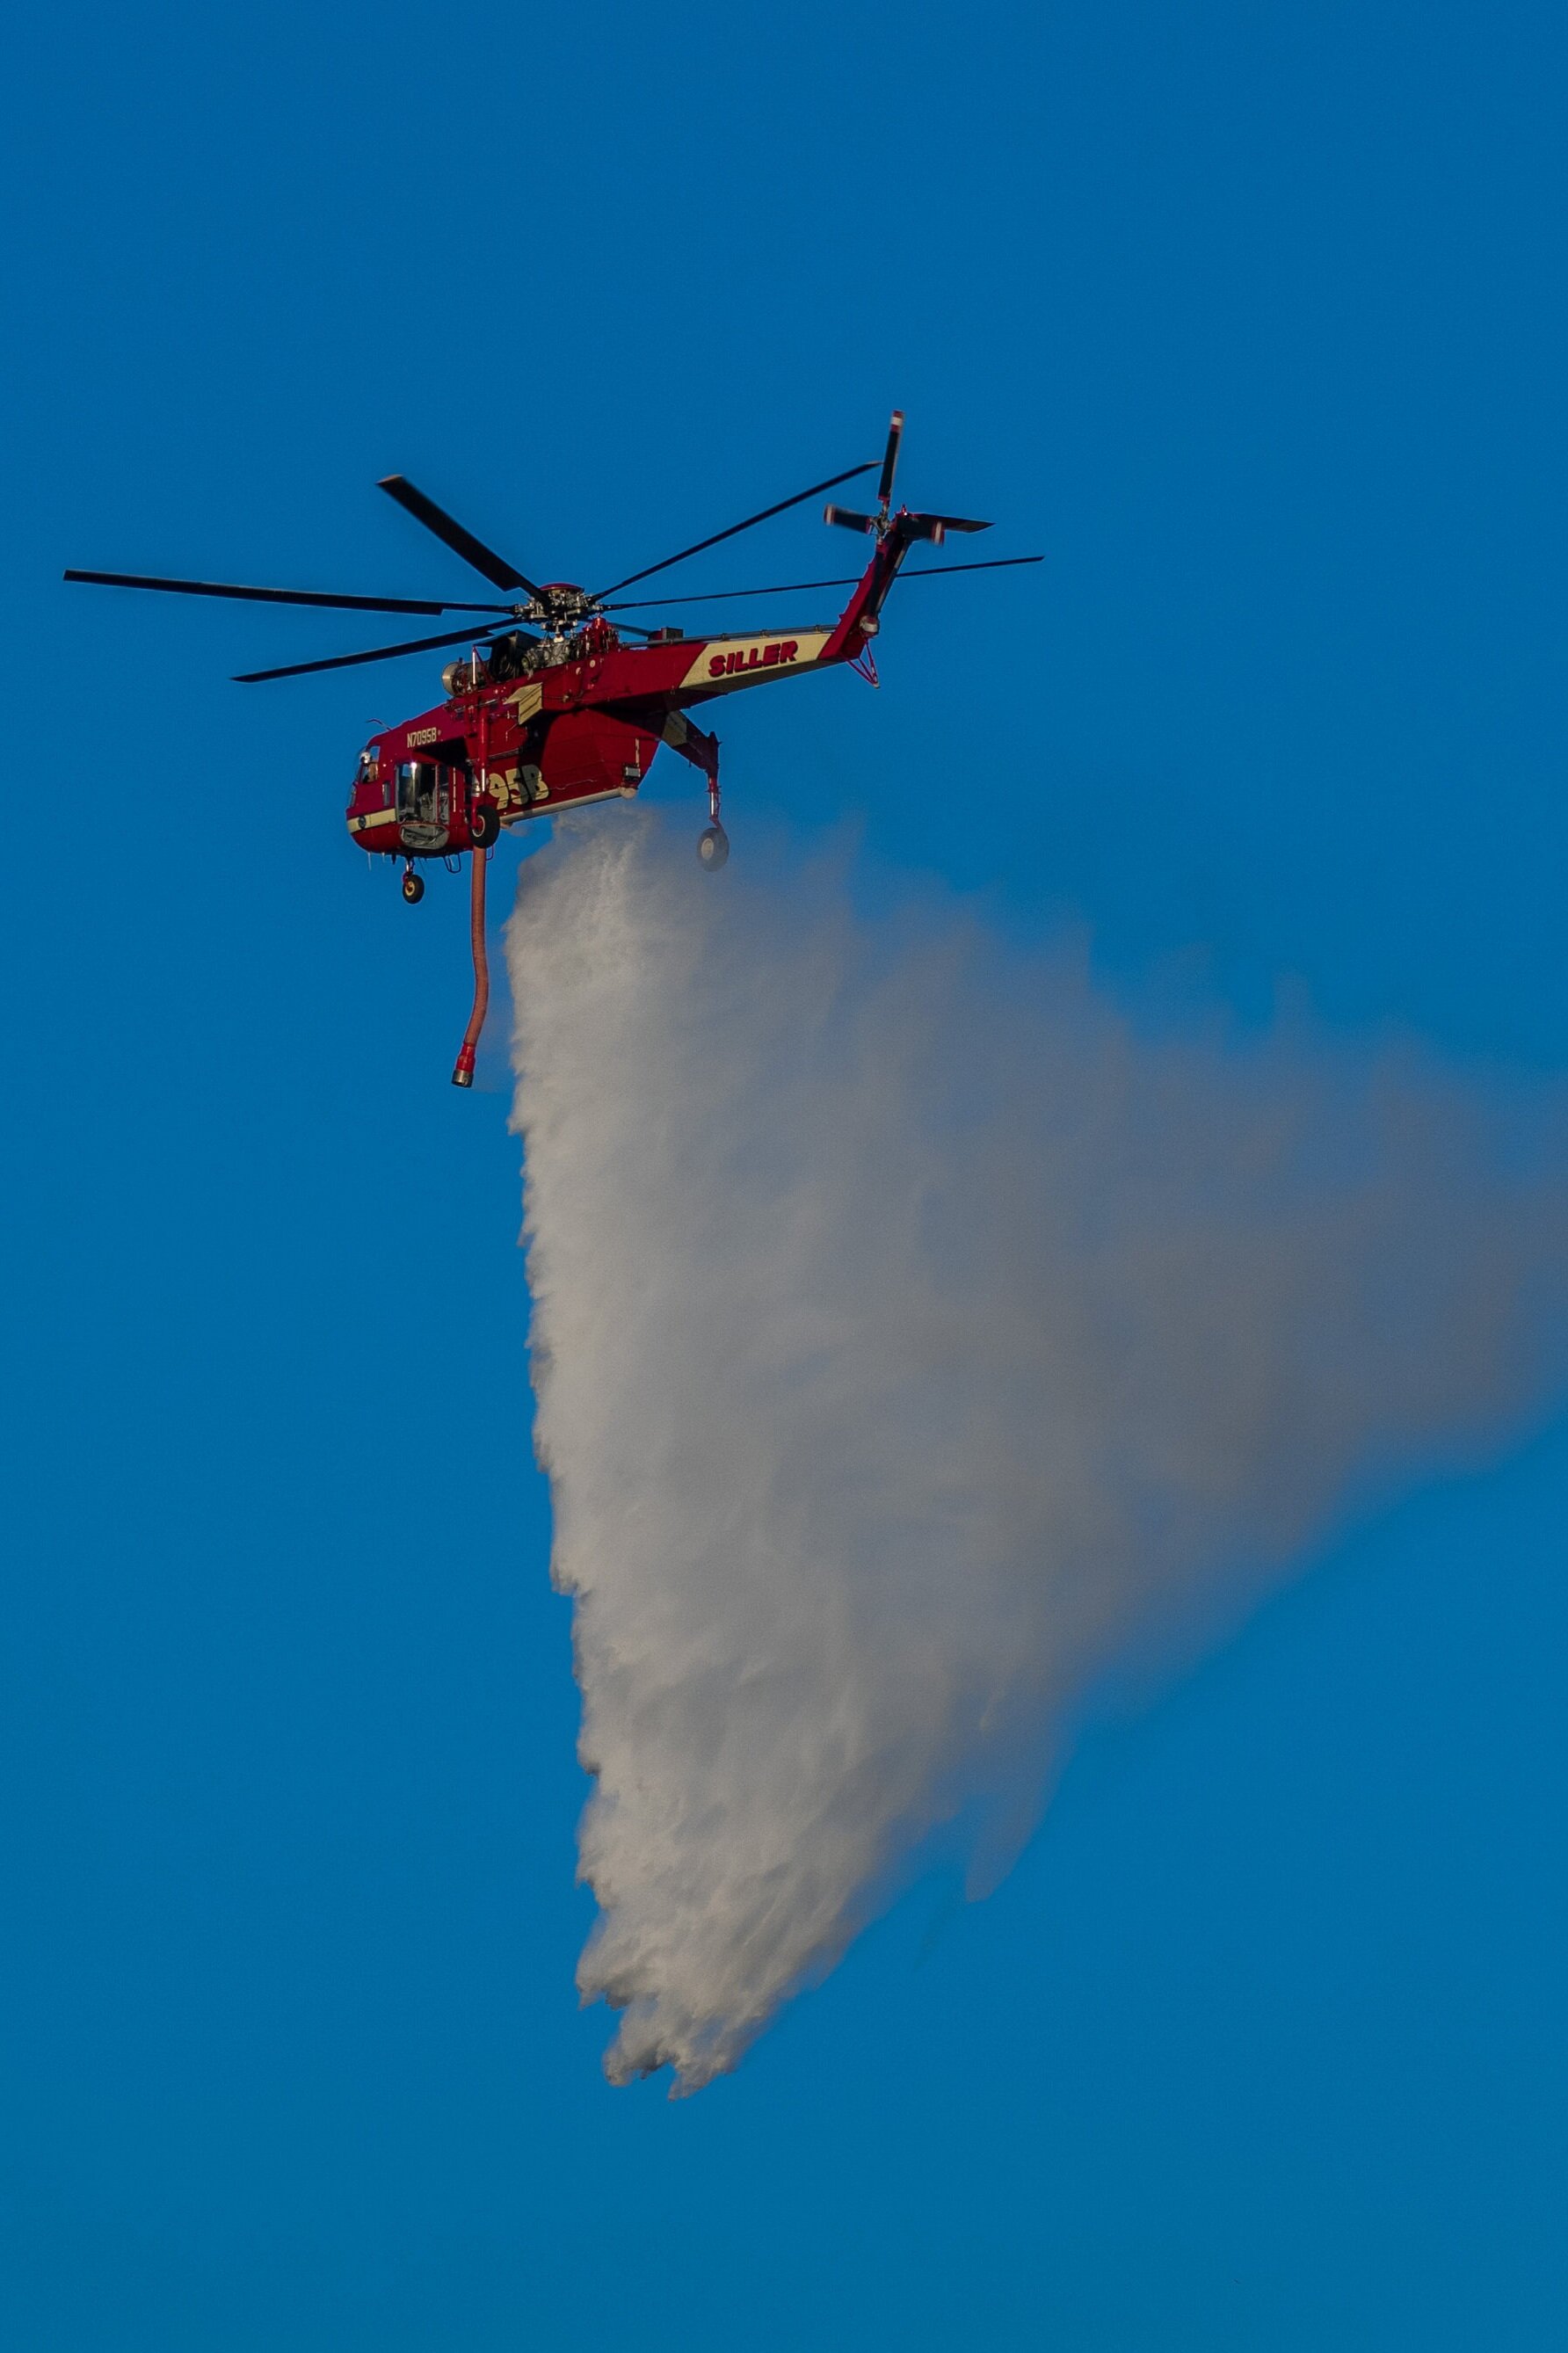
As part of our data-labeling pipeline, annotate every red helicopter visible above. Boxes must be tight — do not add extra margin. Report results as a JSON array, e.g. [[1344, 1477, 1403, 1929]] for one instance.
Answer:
[[67, 411, 1040, 1086]]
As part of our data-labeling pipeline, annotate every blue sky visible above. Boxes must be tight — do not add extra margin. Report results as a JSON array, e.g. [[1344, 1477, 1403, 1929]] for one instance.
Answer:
[[3, 2, 1566, 2345]]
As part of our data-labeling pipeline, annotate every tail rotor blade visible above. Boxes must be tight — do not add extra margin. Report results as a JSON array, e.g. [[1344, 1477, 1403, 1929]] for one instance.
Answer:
[[824, 505, 876, 532], [926, 514, 991, 534], [877, 410, 904, 511]]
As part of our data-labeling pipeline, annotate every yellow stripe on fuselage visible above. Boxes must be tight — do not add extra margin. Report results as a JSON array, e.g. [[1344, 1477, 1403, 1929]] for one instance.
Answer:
[[679, 628, 833, 694]]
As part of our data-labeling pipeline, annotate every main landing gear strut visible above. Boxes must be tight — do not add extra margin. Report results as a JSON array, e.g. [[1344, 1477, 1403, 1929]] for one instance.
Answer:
[[695, 743, 729, 871], [661, 711, 730, 869]]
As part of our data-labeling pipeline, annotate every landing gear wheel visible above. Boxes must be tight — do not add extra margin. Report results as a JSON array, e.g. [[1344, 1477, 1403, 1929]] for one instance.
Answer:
[[402, 868, 425, 904], [697, 823, 730, 871], [469, 801, 500, 850]]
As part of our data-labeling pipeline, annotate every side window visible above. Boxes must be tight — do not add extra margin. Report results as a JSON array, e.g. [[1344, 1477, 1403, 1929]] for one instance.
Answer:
[[396, 763, 448, 824]]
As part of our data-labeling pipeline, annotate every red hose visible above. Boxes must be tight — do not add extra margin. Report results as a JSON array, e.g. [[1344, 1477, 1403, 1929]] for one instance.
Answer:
[[451, 847, 490, 1088]]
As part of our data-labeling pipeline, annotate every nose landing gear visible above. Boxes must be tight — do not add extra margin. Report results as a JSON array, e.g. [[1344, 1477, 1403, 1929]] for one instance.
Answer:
[[402, 864, 425, 904]]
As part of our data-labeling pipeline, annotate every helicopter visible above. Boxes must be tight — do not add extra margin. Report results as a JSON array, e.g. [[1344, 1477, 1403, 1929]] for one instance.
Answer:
[[66, 411, 1041, 1086]]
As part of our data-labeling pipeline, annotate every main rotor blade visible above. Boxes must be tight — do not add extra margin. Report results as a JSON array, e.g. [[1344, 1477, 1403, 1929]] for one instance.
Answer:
[[377, 476, 548, 599], [591, 461, 877, 600], [601, 554, 1044, 611], [877, 410, 904, 510], [232, 556, 1046, 673], [601, 576, 867, 610], [890, 554, 1041, 577], [234, 620, 516, 685], [63, 568, 512, 616]]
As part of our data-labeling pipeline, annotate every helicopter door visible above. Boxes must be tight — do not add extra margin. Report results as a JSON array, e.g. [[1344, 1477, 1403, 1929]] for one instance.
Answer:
[[396, 760, 451, 849]]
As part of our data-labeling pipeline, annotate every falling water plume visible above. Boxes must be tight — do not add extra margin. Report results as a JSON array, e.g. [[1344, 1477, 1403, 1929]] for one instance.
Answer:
[[505, 809, 1564, 2092]]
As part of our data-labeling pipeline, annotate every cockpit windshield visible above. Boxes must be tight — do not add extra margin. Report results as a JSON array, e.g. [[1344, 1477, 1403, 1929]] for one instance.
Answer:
[[349, 747, 381, 807]]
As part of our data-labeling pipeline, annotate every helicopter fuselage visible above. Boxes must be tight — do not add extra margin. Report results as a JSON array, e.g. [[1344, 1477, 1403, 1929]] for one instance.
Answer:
[[345, 576, 875, 863]]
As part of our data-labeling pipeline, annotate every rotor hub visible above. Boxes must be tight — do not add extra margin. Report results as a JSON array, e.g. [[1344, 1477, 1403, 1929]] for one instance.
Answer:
[[527, 582, 594, 628]]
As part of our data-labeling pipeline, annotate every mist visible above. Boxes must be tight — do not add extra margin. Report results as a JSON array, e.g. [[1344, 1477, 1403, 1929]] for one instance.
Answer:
[[505, 809, 1564, 2093]]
